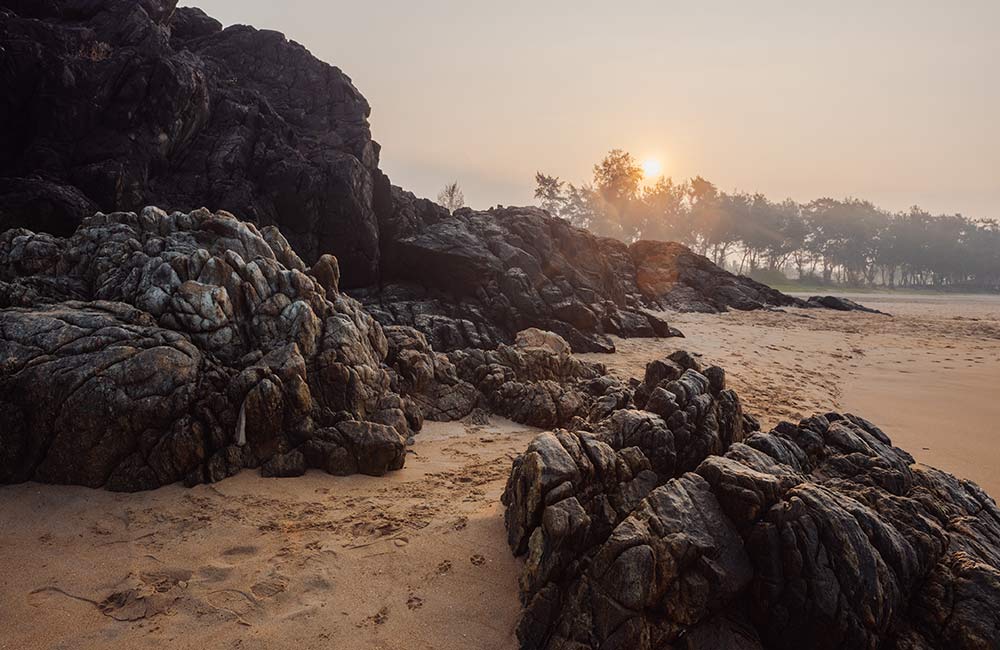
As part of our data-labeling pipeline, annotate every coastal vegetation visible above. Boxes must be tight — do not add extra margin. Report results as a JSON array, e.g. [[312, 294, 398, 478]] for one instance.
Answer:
[[536, 150, 1000, 291]]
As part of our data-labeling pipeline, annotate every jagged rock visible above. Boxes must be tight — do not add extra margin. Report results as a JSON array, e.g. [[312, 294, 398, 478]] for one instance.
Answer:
[[260, 450, 306, 478], [2, 0, 851, 363], [503, 390, 1000, 650], [502, 355, 749, 630], [356, 207, 683, 353], [377, 332, 625, 430], [0, 208, 412, 490], [377, 185, 449, 255], [629, 240, 806, 312], [300, 421, 405, 477], [446, 343, 626, 429], [807, 294, 889, 315], [0, 1, 388, 287], [383, 324, 480, 422]]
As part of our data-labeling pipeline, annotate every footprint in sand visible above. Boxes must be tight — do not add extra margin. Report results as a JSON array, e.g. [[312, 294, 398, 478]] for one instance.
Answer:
[[206, 588, 259, 624], [361, 606, 389, 626], [198, 565, 234, 583], [250, 574, 288, 599]]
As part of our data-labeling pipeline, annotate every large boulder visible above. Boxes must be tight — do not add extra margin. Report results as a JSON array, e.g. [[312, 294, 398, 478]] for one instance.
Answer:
[[0, 208, 411, 490], [0, 1, 387, 287], [1, 0, 872, 358]]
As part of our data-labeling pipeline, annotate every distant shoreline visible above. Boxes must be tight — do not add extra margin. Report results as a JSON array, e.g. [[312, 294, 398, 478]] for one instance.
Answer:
[[766, 282, 1000, 297]]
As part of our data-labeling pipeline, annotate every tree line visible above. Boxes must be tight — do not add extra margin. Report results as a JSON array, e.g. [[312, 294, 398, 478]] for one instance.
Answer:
[[534, 150, 1000, 291]]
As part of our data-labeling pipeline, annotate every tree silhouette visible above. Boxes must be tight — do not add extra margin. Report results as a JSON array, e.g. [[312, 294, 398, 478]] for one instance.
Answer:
[[437, 181, 465, 214], [535, 149, 999, 291]]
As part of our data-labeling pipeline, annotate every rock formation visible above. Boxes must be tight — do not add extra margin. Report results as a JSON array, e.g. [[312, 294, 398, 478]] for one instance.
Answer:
[[356, 206, 683, 353], [0, 0, 387, 287], [385, 326, 631, 429], [0, 1, 691, 349], [807, 294, 890, 315], [502, 355, 1000, 650], [0, 208, 415, 490], [629, 240, 806, 313]]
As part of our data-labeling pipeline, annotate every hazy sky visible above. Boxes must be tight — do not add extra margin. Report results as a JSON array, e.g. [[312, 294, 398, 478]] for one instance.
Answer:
[[197, 1, 999, 219]]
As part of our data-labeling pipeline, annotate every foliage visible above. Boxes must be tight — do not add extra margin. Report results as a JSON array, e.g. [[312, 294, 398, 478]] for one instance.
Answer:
[[437, 181, 465, 214], [535, 150, 1000, 290]]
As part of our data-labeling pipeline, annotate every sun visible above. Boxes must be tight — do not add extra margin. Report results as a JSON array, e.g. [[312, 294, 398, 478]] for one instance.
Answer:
[[641, 158, 662, 179]]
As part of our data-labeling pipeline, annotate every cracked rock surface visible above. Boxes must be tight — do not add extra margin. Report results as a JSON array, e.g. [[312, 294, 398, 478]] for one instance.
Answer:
[[502, 356, 1000, 650], [357, 206, 683, 353], [384, 325, 629, 430], [1, 0, 840, 354], [0, 0, 387, 287], [0, 208, 412, 490]]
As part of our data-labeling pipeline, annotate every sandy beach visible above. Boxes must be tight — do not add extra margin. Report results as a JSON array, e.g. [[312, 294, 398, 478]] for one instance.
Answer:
[[2, 292, 999, 649], [583, 293, 1000, 495]]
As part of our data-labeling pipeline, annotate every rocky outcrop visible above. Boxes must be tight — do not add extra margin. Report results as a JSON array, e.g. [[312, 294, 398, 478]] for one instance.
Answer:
[[0, 208, 414, 490], [1, 0, 887, 361], [3, 0, 850, 358], [807, 294, 890, 315], [0, 0, 388, 287], [502, 364, 1000, 650], [382, 324, 480, 422], [357, 207, 683, 353], [384, 325, 632, 429], [629, 240, 806, 312]]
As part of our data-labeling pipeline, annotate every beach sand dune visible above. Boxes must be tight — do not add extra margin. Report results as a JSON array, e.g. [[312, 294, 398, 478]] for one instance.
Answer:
[[2, 293, 998, 649]]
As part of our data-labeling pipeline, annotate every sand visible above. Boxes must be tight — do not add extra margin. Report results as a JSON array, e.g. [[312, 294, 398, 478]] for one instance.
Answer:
[[0, 420, 535, 650], [2, 292, 999, 649], [581, 292, 1000, 495]]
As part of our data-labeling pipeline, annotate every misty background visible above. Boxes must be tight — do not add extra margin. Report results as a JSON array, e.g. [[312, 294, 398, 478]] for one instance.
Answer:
[[196, 0, 999, 220]]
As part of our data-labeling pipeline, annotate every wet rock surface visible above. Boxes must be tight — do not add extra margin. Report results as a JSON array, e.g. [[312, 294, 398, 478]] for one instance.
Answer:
[[0, 208, 411, 490], [502, 359, 1000, 650], [629, 240, 807, 313]]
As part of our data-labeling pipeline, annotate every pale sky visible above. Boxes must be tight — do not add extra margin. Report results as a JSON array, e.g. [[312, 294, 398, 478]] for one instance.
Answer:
[[196, 1, 999, 219]]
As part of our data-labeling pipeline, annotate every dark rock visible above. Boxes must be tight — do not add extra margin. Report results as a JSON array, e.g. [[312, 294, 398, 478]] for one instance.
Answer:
[[629, 240, 806, 312], [383, 324, 480, 421], [302, 421, 405, 476], [260, 450, 306, 478], [0, 0, 821, 359], [0, 208, 415, 490], [446, 342, 619, 429], [356, 207, 683, 353], [0, 2, 386, 287], [502, 391, 1000, 650], [807, 295, 889, 315], [0, 177, 97, 236]]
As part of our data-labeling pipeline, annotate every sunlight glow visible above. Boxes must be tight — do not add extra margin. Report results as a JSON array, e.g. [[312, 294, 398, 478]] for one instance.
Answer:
[[641, 158, 662, 179]]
